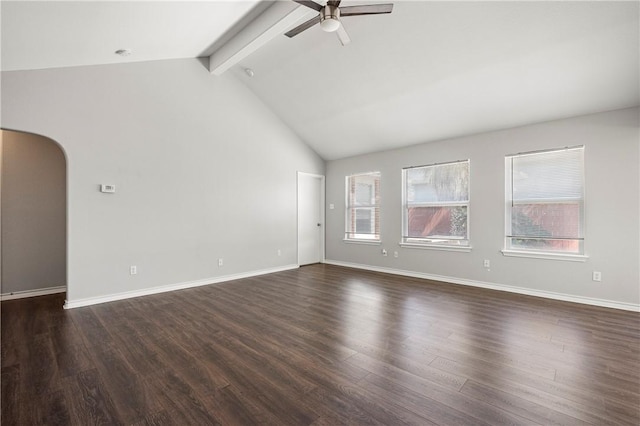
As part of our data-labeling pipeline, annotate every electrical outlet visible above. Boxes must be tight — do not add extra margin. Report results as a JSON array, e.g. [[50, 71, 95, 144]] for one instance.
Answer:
[[592, 271, 602, 282], [394, 251, 398, 258], [218, 258, 224, 267], [130, 265, 137, 275], [277, 249, 281, 256], [382, 249, 388, 256], [483, 259, 490, 268]]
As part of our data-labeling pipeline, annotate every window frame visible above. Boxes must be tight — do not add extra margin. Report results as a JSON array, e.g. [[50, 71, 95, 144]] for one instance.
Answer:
[[502, 146, 587, 261], [344, 171, 381, 243], [400, 160, 471, 251]]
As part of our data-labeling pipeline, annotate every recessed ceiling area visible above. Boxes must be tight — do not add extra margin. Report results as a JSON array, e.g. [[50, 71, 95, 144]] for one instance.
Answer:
[[1, 1, 638, 161]]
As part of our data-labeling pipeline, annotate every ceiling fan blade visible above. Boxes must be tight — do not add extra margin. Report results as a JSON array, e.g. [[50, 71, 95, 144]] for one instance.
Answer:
[[327, 0, 342, 7], [285, 15, 321, 37], [340, 4, 393, 16], [292, 0, 322, 12], [336, 23, 351, 46]]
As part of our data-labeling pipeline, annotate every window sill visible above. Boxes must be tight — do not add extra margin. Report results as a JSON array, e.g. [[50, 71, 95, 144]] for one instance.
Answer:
[[399, 242, 472, 252], [343, 239, 381, 246], [501, 250, 588, 262]]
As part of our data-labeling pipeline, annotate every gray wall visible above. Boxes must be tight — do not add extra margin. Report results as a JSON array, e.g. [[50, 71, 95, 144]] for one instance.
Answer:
[[1, 58, 324, 303], [1, 130, 66, 294], [325, 108, 639, 306]]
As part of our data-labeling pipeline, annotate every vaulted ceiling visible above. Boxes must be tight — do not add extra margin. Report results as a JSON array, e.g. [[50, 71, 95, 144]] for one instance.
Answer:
[[2, 1, 638, 160]]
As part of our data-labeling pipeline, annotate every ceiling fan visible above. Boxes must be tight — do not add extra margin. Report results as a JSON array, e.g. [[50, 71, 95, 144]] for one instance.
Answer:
[[285, 0, 393, 46]]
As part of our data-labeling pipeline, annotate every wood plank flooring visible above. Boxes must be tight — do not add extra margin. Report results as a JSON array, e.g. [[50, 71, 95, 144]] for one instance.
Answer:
[[2, 264, 639, 425]]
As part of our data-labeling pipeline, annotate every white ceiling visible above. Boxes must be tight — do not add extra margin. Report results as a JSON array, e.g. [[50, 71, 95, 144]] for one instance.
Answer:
[[233, 1, 640, 159], [0, 0, 260, 71], [2, 1, 639, 161]]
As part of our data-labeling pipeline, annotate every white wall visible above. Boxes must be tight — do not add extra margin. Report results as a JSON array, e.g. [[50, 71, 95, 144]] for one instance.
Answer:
[[1, 130, 66, 294], [325, 108, 639, 309], [1, 58, 324, 304]]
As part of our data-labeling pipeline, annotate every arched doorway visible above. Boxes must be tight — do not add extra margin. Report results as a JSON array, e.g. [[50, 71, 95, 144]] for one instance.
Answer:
[[1, 129, 67, 300]]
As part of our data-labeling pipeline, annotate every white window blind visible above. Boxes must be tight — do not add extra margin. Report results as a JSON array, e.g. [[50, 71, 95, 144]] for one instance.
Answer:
[[506, 146, 584, 254], [402, 160, 470, 246], [346, 172, 380, 241]]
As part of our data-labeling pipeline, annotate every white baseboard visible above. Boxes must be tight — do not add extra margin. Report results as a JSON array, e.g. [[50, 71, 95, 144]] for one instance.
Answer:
[[64, 264, 299, 309], [1, 286, 66, 301], [323, 260, 640, 312]]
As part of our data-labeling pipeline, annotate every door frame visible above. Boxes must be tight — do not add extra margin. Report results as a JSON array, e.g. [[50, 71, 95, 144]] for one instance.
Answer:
[[297, 172, 325, 266], [0, 129, 68, 302]]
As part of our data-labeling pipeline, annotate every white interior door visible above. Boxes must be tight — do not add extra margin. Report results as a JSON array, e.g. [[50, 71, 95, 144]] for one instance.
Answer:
[[297, 172, 324, 266]]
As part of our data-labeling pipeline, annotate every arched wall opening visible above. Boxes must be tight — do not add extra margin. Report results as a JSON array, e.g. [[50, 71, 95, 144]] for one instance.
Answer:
[[1, 129, 67, 300]]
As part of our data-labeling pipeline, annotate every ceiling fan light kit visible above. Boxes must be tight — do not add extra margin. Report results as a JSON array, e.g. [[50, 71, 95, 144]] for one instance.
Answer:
[[320, 5, 341, 32], [285, 0, 393, 45]]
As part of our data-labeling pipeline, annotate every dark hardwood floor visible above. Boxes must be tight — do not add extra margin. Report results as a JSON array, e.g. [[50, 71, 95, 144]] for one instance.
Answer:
[[2, 264, 639, 425]]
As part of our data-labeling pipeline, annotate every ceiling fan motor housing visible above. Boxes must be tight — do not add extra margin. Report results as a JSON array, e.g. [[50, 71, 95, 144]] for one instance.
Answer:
[[320, 5, 341, 32]]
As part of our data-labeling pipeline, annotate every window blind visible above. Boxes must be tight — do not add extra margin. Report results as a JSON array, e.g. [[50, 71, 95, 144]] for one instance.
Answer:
[[346, 172, 380, 240], [402, 160, 470, 245], [506, 147, 584, 253]]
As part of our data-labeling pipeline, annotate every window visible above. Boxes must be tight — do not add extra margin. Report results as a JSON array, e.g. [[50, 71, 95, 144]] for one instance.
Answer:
[[345, 172, 380, 241], [505, 146, 584, 256], [402, 160, 470, 247]]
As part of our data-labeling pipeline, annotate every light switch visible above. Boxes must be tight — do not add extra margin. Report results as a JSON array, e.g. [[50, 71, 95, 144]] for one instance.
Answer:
[[101, 184, 116, 193]]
